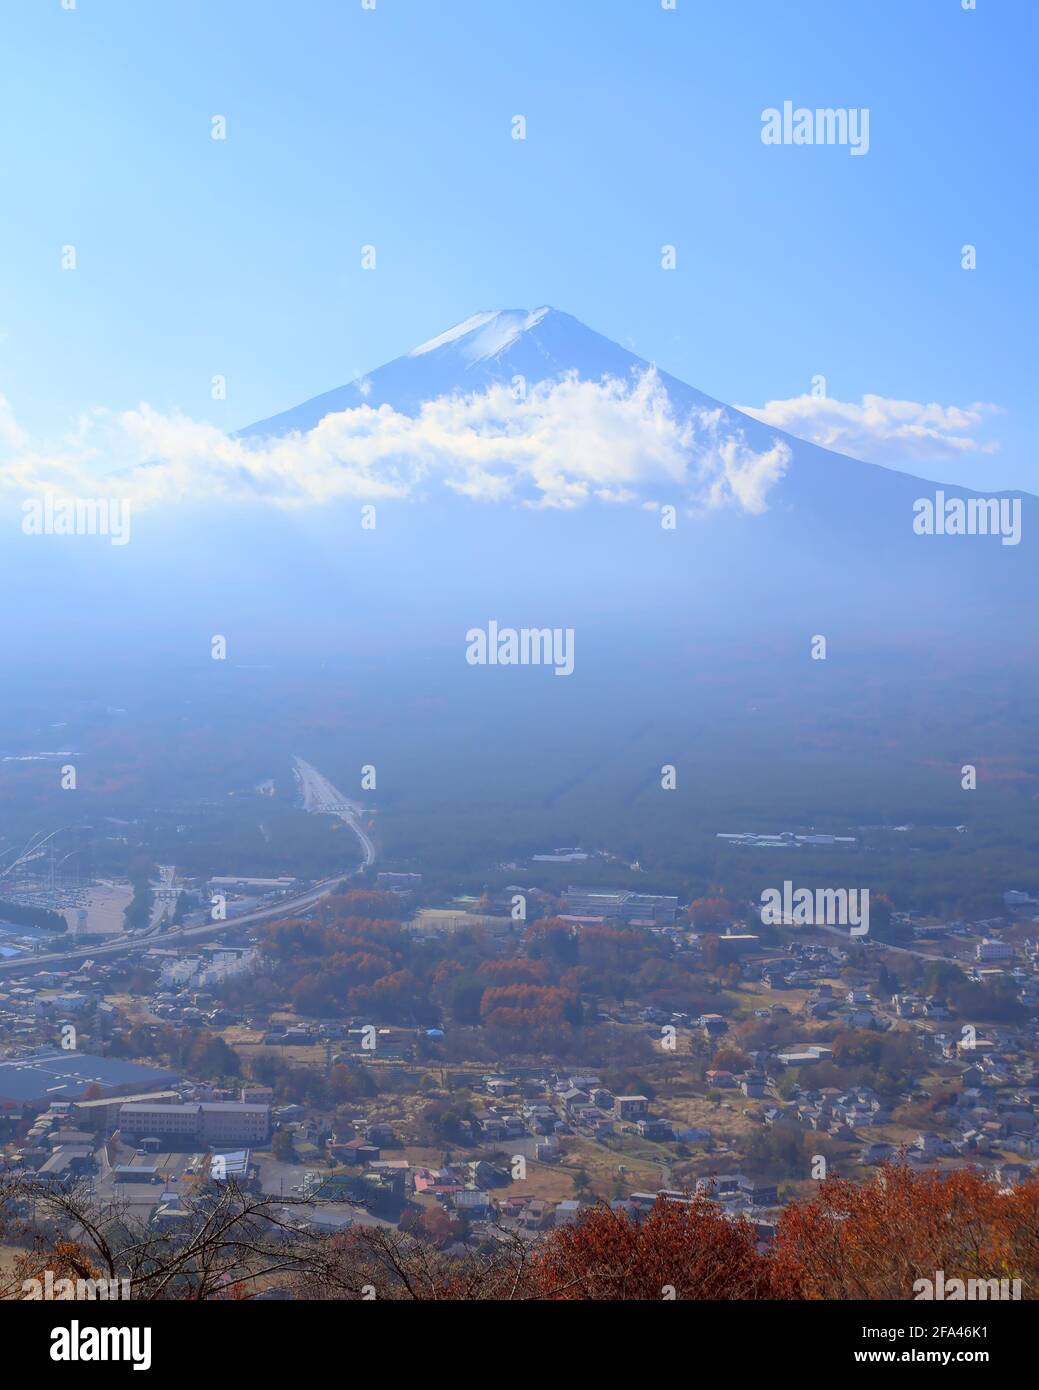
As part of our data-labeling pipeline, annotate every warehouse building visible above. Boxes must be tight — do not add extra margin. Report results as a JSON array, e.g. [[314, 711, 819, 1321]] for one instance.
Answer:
[[0, 1052, 180, 1108]]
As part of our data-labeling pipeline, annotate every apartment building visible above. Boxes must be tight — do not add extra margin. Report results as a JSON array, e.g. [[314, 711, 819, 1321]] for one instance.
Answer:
[[977, 938, 1014, 962], [118, 1101, 270, 1146], [562, 888, 678, 925]]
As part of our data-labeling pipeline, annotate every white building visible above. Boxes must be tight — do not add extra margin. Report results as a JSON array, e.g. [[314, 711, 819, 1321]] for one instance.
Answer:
[[976, 939, 1014, 962]]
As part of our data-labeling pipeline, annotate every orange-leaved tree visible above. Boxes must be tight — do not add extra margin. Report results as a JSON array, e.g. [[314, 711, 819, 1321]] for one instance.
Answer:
[[528, 1197, 772, 1300], [772, 1164, 1039, 1299]]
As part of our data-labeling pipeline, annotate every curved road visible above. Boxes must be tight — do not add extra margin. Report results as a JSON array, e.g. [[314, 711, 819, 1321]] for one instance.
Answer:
[[0, 759, 375, 977], [293, 757, 375, 869]]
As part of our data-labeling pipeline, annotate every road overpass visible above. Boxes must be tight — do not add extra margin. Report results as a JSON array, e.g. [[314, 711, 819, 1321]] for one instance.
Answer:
[[293, 757, 375, 869]]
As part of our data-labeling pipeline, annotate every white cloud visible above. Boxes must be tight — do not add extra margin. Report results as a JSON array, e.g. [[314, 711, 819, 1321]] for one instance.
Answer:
[[735, 392, 1000, 465], [0, 371, 789, 515]]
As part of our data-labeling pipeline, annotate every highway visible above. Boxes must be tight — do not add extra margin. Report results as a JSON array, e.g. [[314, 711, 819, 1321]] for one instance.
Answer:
[[293, 757, 376, 869], [0, 760, 375, 977], [146, 863, 179, 933]]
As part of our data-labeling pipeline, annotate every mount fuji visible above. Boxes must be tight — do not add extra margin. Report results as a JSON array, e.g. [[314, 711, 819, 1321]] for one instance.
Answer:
[[1, 309, 1034, 878], [240, 306, 724, 435], [2, 307, 1033, 675], [230, 306, 1033, 642]]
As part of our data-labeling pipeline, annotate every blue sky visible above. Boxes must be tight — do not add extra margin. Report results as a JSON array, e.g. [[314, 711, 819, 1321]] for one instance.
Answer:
[[1, 0, 1035, 492]]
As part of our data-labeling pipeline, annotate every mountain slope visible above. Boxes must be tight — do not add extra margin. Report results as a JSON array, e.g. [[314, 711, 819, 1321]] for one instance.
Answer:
[[241, 304, 1032, 517], [234, 306, 1034, 630], [0, 308, 1032, 673], [0, 310, 1033, 873]]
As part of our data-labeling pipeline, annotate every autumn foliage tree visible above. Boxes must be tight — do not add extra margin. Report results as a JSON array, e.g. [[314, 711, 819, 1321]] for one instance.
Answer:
[[6, 1166, 1039, 1301], [772, 1165, 1039, 1300], [1, 1240, 101, 1301], [688, 897, 734, 930], [530, 1171, 1039, 1300], [477, 958, 550, 986], [529, 1197, 771, 1300]]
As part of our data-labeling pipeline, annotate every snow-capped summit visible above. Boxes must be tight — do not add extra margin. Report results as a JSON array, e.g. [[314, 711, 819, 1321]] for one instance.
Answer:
[[238, 305, 699, 438], [408, 307, 552, 361]]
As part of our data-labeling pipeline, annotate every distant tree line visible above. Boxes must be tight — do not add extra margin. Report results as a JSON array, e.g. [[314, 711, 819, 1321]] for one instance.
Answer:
[[0, 899, 66, 932]]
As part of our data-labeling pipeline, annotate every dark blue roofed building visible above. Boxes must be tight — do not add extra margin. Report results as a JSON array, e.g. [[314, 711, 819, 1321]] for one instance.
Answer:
[[0, 1051, 180, 1107]]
